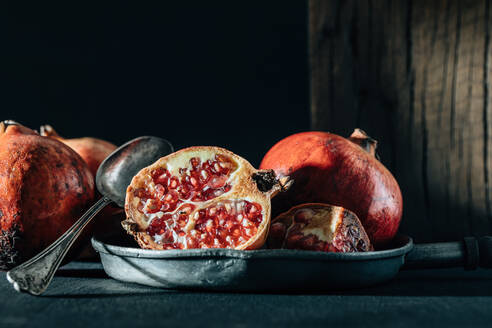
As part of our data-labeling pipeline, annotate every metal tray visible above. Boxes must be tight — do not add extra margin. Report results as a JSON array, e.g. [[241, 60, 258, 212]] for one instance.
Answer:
[[92, 233, 413, 292]]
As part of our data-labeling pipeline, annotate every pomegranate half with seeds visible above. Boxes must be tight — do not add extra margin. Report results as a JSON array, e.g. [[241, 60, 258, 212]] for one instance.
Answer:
[[268, 203, 373, 252], [123, 146, 291, 250]]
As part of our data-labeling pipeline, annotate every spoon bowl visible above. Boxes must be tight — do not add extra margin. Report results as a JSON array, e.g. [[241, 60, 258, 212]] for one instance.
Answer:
[[97, 136, 174, 207]]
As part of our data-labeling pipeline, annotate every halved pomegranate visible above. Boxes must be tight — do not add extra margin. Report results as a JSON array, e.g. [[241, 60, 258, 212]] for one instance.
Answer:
[[268, 203, 373, 252], [123, 146, 291, 250]]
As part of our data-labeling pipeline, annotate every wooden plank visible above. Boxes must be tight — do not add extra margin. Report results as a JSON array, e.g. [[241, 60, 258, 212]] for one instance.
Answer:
[[310, 0, 492, 242]]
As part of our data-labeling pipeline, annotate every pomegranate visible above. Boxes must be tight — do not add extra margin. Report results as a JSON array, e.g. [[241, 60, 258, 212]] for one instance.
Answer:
[[40, 125, 117, 177], [123, 146, 291, 250], [260, 130, 403, 245], [267, 203, 373, 252], [0, 121, 95, 269], [40, 124, 122, 258]]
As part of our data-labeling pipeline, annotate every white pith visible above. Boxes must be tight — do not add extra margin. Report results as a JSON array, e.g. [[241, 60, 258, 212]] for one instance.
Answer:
[[280, 206, 343, 247], [299, 207, 342, 242]]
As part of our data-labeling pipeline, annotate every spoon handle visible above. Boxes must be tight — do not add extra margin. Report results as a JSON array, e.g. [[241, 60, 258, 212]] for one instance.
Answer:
[[6, 196, 113, 295]]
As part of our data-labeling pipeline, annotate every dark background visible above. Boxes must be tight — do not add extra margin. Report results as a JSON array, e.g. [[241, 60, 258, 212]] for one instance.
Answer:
[[1, 1, 309, 167]]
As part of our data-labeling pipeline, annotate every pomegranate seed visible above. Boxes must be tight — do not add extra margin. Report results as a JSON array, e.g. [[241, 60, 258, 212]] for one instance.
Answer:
[[190, 157, 200, 168], [169, 177, 178, 189], [201, 170, 208, 179]]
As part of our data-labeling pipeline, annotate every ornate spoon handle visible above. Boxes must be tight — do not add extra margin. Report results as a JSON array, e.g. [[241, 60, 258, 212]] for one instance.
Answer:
[[6, 196, 113, 295]]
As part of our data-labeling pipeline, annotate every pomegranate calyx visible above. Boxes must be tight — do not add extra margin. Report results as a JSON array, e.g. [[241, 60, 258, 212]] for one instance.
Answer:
[[39, 124, 61, 138], [252, 170, 293, 198], [0, 120, 21, 135], [348, 128, 378, 158], [121, 220, 137, 232]]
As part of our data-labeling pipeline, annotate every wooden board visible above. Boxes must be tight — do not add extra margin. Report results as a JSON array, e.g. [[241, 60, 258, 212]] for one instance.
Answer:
[[309, 0, 492, 242]]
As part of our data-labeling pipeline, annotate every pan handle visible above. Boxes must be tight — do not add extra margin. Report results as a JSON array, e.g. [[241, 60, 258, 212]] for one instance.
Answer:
[[402, 236, 492, 270]]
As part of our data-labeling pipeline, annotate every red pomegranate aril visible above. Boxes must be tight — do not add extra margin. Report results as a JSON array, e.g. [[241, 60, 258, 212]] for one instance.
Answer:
[[152, 168, 169, 185], [169, 177, 179, 189], [190, 157, 200, 168], [199, 170, 209, 183], [155, 184, 167, 197]]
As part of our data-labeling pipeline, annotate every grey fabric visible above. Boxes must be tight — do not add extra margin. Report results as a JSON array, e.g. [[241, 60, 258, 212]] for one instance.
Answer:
[[1, 262, 491, 327]]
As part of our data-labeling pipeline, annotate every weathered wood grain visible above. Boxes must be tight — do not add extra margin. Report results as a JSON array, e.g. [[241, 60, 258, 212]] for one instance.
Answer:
[[310, 0, 492, 242]]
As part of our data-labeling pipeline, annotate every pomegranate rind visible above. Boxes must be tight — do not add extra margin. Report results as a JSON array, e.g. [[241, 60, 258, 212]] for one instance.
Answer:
[[124, 146, 283, 251], [268, 203, 373, 252], [0, 122, 95, 269]]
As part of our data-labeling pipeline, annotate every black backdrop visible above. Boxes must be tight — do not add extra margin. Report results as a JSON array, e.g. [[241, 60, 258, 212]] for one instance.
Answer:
[[1, 1, 308, 166]]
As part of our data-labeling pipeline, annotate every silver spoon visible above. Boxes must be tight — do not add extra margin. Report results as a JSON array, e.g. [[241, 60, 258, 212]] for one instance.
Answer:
[[6, 136, 174, 295]]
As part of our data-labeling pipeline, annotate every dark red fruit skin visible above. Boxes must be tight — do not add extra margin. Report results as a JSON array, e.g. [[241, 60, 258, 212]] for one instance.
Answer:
[[259, 131, 403, 245], [41, 125, 121, 259], [0, 123, 95, 269]]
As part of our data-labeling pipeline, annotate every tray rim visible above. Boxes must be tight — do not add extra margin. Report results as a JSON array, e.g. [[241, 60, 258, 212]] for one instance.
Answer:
[[91, 233, 413, 262]]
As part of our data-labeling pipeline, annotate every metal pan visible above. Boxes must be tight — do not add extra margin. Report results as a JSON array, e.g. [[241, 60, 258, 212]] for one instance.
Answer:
[[91, 233, 492, 292]]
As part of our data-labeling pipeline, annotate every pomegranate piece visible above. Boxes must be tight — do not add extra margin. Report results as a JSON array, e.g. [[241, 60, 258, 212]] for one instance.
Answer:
[[260, 130, 403, 246], [124, 146, 291, 250], [0, 121, 95, 269], [268, 203, 373, 252]]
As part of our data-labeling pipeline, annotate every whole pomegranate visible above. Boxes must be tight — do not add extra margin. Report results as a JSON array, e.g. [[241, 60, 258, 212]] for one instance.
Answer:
[[0, 121, 95, 269], [40, 125, 117, 176], [40, 124, 122, 258], [124, 146, 291, 250], [267, 203, 372, 252], [260, 130, 403, 245]]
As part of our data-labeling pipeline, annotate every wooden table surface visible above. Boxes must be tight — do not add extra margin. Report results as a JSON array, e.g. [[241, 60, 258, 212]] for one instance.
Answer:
[[1, 261, 491, 327]]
